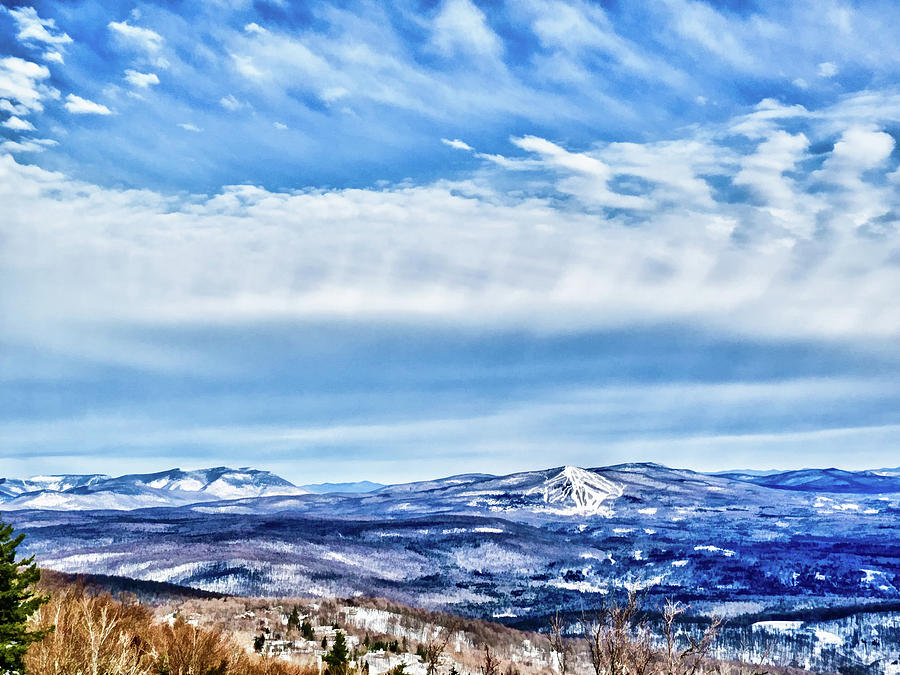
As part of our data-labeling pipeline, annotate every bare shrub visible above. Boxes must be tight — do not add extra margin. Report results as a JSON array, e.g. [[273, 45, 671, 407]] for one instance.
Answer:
[[661, 599, 723, 675], [582, 591, 653, 675], [26, 584, 156, 675]]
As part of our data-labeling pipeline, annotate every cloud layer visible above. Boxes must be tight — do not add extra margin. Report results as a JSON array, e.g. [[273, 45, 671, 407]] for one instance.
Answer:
[[2, 92, 899, 343]]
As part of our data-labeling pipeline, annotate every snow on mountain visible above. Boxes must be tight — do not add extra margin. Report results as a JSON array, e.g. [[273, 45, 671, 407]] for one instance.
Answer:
[[0, 474, 109, 498], [530, 466, 623, 516], [0, 467, 309, 510]]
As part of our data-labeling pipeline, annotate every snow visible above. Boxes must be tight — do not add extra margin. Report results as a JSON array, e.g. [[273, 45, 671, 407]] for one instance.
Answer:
[[531, 466, 623, 516], [753, 620, 804, 631], [694, 545, 736, 557], [813, 628, 843, 645]]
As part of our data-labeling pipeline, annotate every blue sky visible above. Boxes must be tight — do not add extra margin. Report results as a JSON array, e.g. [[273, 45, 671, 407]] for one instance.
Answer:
[[2, 0, 900, 483]]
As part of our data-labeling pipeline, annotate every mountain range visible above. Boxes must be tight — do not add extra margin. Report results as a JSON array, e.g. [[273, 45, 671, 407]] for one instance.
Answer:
[[5, 461, 900, 672], [0, 467, 309, 510], [3, 463, 900, 512]]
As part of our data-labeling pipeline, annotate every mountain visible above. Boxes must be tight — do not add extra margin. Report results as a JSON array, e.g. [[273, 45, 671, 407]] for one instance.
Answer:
[[301, 481, 386, 494], [715, 467, 900, 493], [0, 467, 308, 510]]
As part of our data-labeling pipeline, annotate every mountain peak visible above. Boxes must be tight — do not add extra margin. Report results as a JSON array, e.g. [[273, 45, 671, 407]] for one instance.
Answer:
[[532, 466, 624, 516]]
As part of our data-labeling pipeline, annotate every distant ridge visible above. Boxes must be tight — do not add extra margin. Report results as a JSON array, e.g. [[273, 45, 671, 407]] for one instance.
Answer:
[[301, 481, 386, 494], [714, 467, 900, 494]]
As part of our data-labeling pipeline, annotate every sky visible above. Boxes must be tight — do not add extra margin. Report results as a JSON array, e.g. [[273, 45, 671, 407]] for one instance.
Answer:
[[2, 0, 900, 484]]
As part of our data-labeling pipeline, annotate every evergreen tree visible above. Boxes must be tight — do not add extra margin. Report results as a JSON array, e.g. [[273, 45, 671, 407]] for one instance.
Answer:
[[288, 606, 300, 632], [253, 633, 266, 652], [449, 666, 459, 675], [0, 516, 50, 674], [301, 618, 315, 641], [324, 630, 350, 675]]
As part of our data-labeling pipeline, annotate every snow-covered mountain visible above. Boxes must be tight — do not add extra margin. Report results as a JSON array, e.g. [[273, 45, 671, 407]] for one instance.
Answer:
[[0, 467, 308, 510], [0, 474, 109, 499], [6, 462, 900, 512]]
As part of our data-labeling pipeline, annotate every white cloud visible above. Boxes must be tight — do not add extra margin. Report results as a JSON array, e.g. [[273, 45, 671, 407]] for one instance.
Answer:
[[219, 94, 246, 111], [124, 69, 160, 88], [64, 94, 112, 115], [0, 56, 57, 112], [42, 51, 64, 64], [823, 125, 894, 173], [511, 134, 652, 209], [320, 87, 348, 103], [244, 22, 266, 34], [223, 8, 583, 126], [273, 121, 287, 130], [812, 125, 896, 231], [1, 116, 36, 131], [442, 138, 473, 151], [733, 131, 814, 235], [1, 137, 56, 152], [108, 20, 164, 53], [178, 123, 202, 132], [0, 100, 28, 116], [430, 0, 503, 59], [7, 6, 72, 47], [527, 0, 684, 87], [818, 61, 838, 78]]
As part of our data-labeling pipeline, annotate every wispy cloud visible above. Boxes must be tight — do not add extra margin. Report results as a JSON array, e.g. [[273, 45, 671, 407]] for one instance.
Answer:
[[108, 20, 164, 53], [124, 69, 159, 88], [6, 6, 72, 47], [442, 138, 473, 151], [429, 0, 503, 59], [64, 93, 112, 114], [2, 115, 35, 131]]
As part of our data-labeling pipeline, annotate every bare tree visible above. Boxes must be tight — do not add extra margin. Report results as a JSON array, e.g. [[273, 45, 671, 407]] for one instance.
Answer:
[[549, 612, 572, 675], [422, 621, 458, 675], [480, 644, 500, 675]]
